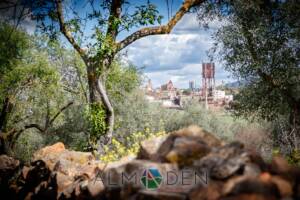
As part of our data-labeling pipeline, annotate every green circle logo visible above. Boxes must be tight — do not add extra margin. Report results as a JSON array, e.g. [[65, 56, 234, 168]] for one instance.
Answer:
[[140, 168, 162, 189]]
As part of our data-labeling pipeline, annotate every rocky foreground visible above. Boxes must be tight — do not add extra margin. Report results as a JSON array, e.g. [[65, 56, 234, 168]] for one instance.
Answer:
[[1, 126, 300, 200]]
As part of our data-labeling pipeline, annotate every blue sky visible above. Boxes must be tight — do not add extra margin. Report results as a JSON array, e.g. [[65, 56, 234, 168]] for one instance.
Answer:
[[68, 0, 234, 88], [121, 14, 233, 89], [0, 0, 234, 89], [113, 1, 233, 88]]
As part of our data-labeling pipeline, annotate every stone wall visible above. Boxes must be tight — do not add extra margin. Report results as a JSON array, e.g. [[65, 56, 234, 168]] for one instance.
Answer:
[[1, 125, 300, 200]]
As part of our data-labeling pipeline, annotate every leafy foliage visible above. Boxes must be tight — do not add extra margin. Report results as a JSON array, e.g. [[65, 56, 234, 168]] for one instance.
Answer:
[[113, 89, 166, 140], [0, 24, 65, 135], [100, 130, 165, 162], [100, 96, 270, 162], [198, 0, 300, 127], [85, 103, 107, 149], [0, 23, 29, 74], [106, 60, 142, 102]]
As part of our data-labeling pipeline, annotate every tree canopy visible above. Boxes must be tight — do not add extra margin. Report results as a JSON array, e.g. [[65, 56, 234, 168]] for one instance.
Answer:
[[199, 0, 300, 124]]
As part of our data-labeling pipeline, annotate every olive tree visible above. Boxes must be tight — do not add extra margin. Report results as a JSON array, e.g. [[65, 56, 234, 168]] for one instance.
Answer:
[[31, 0, 205, 144], [198, 0, 300, 147]]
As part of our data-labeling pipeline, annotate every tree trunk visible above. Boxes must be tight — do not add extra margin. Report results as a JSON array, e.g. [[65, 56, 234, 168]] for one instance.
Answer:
[[95, 78, 114, 144], [290, 103, 300, 149], [87, 64, 114, 145], [0, 97, 13, 132], [0, 97, 13, 154]]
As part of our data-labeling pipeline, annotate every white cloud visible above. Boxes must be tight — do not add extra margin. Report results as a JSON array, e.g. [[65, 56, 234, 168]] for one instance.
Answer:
[[121, 13, 232, 88]]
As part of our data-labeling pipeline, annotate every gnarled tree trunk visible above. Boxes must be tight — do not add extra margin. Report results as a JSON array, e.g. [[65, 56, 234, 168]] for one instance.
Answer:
[[54, 0, 205, 149], [289, 103, 300, 149], [0, 97, 13, 154], [87, 63, 114, 145]]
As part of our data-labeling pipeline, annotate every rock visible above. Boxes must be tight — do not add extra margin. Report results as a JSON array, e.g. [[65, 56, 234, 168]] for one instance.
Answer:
[[53, 157, 96, 179], [256, 172, 293, 198], [270, 175, 292, 198], [33, 142, 65, 161], [267, 156, 300, 188], [173, 126, 222, 147], [222, 176, 250, 196], [243, 163, 261, 177], [3, 126, 300, 200], [86, 178, 105, 198], [22, 166, 30, 179], [165, 137, 210, 166], [0, 154, 20, 182], [189, 181, 223, 200], [247, 150, 268, 171], [103, 160, 178, 189], [0, 155, 20, 198], [220, 194, 277, 200], [137, 136, 167, 161], [34, 142, 94, 172], [100, 159, 207, 199], [269, 156, 291, 175], [34, 142, 98, 182], [55, 172, 74, 194], [105, 155, 136, 171], [222, 175, 280, 199], [15, 160, 53, 199], [136, 189, 186, 200], [144, 126, 220, 165], [56, 150, 95, 166], [194, 142, 250, 179], [295, 183, 300, 199], [31, 173, 58, 200]]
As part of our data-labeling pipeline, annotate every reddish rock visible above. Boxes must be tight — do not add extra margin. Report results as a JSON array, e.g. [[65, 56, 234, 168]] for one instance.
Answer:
[[136, 189, 186, 200], [222, 176, 280, 199], [33, 142, 65, 160], [189, 181, 223, 200], [0, 155, 20, 198], [269, 156, 291, 174], [86, 178, 105, 198], [220, 194, 277, 200], [3, 126, 300, 200], [271, 175, 292, 198], [55, 172, 74, 194], [0, 154, 20, 183]]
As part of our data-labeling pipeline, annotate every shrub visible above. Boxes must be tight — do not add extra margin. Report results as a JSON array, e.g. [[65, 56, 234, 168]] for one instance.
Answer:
[[286, 149, 300, 165], [234, 123, 273, 159], [162, 100, 264, 141], [99, 129, 165, 162], [12, 130, 44, 162], [104, 95, 274, 162], [113, 89, 166, 140]]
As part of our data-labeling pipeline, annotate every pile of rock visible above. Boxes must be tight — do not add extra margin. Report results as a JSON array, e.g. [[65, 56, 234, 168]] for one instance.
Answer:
[[1, 125, 300, 200]]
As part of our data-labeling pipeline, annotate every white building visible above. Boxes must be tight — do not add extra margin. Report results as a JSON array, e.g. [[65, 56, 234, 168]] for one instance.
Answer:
[[213, 90, 226, 101], [225, 94, 234, 102]]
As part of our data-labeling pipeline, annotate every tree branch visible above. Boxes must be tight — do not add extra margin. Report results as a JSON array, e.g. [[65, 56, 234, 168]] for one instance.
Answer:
[[116, 0, 204, 51], [48, 101, 74, 128], [1, 101, 74, 150], [106, 0, 122, 41], [54, 0, 88, 62], [24, 124, 45, 132]]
